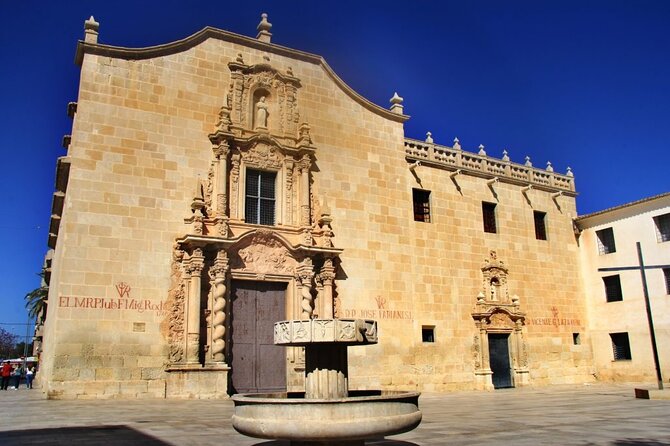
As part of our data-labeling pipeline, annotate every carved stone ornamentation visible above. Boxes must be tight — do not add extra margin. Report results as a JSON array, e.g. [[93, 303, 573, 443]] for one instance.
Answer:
[[489, 312, 514, 329], [166, 260, 186, 364], [230, 230, 296, 276], [242, 142, 283, 170], [227, 60, 301, 135]]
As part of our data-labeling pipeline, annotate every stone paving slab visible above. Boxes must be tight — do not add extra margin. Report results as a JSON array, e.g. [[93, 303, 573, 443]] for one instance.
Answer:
[[0, 383, 668, 445]]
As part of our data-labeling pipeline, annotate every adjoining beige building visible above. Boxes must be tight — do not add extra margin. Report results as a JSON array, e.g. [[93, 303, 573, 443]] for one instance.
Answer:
[[576, 192, 670, 383], [38, 14, 597, 400]]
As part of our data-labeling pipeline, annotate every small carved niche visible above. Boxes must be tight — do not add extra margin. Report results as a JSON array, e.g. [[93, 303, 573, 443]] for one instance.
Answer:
[[251, 88, 271, 130], [481, 250, 510, 304]]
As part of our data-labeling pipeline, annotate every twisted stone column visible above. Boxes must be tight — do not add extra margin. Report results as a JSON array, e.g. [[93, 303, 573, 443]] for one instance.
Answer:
[[211, 250, 229, 363], [297, 258, 314, 319]]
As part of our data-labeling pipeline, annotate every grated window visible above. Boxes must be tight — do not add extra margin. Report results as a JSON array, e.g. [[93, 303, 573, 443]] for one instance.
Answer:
[[482, 202, 497, 233], [610, 332, 632, 360], [245, 169, 276, 226], [413, 189, 431, 223], [596, 227, 616, 255], [534, 211, 547, 240], [602, 275, 623, 302]]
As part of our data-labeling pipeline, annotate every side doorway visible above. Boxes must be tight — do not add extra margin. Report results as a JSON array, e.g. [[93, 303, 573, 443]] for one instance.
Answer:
[[229, 280, 287, 394], [488, 333, 514, 389]]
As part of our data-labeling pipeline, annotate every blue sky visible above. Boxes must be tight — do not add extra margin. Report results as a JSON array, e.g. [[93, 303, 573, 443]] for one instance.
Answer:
[[1, 1, 668, 335]]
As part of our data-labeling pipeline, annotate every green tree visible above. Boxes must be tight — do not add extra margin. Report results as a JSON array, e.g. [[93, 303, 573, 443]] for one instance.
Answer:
[[25, 271, 48, 321]]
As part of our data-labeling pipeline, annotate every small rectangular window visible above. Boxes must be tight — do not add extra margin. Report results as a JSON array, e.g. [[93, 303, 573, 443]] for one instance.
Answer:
[[596, 227, 616, 255], [610, 332, 632, 360], [245, 169, 276, 226], [573, 333, 581, 345], [413, 189, 431, 223], [603, 275, 623, 302], [664, 268, 670, 295], [421, 326, 435, 343], [534, 211, 547, 240], [653, 213, 670, 243], [482, 202, 497, 233]]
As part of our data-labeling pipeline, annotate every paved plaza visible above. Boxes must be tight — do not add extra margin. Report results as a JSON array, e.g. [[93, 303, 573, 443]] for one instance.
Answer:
[[0, 383, 668, 445]]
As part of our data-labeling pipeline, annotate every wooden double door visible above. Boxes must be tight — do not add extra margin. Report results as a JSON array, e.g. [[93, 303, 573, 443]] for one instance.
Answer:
[[229, 280, 287, 394]]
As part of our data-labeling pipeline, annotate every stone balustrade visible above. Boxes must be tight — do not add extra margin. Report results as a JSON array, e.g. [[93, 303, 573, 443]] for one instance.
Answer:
[[404, 137, 575, 193]]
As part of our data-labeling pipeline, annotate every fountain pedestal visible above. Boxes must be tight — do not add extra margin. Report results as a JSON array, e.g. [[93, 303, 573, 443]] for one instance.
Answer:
[[232, 318, 422, 445]]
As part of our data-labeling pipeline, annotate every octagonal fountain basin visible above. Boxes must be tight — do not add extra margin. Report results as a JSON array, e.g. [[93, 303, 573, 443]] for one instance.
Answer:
[[232, 390, 421, 444]]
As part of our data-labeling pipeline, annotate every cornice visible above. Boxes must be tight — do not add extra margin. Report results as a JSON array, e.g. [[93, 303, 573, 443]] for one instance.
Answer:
[[74, 26, 409, 124]]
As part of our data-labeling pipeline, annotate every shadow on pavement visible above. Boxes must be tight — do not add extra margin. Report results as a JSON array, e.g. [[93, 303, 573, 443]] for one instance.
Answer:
[[613, 441, 670, 446], [1, 425, 169, 445], [254, 440, 419, 445]]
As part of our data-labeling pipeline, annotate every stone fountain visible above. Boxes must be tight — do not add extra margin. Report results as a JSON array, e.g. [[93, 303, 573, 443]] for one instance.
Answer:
[[232, 317, 422, 445]]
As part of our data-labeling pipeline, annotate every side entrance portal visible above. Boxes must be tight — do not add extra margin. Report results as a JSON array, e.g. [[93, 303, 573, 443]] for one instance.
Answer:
[[230, 280, 287, 394], [488, 333, 514, 389]]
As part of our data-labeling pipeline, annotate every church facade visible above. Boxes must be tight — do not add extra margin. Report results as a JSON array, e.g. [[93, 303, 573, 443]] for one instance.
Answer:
[[39, 15, 595, 399]]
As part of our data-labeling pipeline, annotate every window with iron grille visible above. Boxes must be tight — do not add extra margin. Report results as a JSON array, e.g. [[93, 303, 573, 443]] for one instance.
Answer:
[[610, 332, 632, 360], [602, 275, 623, 302], [245, 169, 276, 226], [596, 227, 616, 255], [482, 202, 497, 233], [664, 268, 670, 295], [653, 213, 670, 243], [534, 210, 547, 240], [413, 189, 431, 223]]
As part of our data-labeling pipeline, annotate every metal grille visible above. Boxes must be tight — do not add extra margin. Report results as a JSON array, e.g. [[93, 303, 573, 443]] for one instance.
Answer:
[[664, 268, 670, 295], [412, 189, 431, 223], [534, 211, 547, 240], [596, 227, 616, 255], [610, 332, 632, 360], [482, 202, 497, 233], [654, 213, 670, 242], [602, 275, 623, 302], [245, 169, 276, 226]]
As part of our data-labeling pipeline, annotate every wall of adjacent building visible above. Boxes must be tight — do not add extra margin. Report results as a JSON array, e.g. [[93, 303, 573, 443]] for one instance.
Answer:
[[578, 197, 670, 382]]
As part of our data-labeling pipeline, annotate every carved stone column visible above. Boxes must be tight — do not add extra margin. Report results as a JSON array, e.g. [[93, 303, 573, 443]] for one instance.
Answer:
[[296, 258, 314, 319], [210, 250, 229, 363], [215, 142, 230, 236], [299, 157, 310, 227], [230, 152, 241, 220], [319, 259, 336, 319], [284, 159, 294, 226], [480, 322, 490, 371], [185, 248, 205, 364]]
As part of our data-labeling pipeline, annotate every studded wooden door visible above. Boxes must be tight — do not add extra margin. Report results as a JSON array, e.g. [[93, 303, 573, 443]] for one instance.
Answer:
[[488, 333, 514, 389], [230, 280, 287, 394]]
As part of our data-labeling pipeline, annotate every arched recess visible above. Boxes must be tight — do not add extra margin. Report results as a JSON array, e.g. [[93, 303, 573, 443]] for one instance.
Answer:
[[471, 251, 529, 390]]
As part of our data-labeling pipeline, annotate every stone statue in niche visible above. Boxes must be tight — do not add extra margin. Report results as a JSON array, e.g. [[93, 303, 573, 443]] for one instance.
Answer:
[[255, 96, 269, 129]]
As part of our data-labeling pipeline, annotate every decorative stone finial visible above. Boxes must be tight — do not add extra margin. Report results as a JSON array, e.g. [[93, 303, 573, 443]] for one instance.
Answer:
[[478, 144, 486, 156], [453, 137, 461, 150], [287, 66, 294, 76], [389, 92, 404, 115], [477, 291, 485, 303], [502, 149, 510, 162], [566, 166, 573, 177], [546, 161, 554, 172], [425, 132, 433, 143], [524, 156, 533, 167], [84, 16, 99, 44], [236, 53, 244, 64], [257, 13, 272, 43]]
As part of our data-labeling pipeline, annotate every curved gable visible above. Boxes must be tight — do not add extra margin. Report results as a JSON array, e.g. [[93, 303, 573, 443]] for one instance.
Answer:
[[75, 26, 409, 123]]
